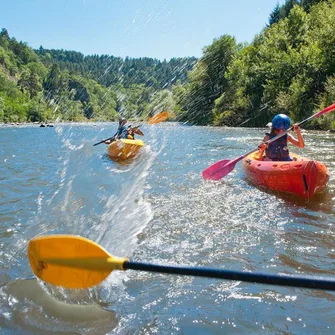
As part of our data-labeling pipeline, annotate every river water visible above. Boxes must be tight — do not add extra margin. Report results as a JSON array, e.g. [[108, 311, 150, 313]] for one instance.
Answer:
[[0, 123, 334, 334]]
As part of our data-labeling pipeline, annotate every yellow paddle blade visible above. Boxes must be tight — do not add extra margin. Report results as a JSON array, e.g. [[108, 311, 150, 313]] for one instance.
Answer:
[[148, 111, 169, 124], [28, 235, 128, 289]]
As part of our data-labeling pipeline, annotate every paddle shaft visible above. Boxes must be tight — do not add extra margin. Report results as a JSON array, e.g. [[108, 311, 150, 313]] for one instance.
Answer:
[[125, 261, 335, 291], [38, 257, 335, 291], [240, 104, 335, 160], [93, 135, 116, 146], [256, 103, 335, 152], [234, 125, 297, 162]]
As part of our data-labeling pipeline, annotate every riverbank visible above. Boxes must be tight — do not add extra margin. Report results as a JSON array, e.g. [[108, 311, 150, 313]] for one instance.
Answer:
[[1, 121, 334, 132]]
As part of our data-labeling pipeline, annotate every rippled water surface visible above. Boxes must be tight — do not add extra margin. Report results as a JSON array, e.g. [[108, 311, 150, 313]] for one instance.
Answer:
[[1, 123, 334, 334]]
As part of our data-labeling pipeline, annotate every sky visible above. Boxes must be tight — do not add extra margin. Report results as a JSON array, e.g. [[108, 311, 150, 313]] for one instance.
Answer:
[[0, 0, 286, 60]]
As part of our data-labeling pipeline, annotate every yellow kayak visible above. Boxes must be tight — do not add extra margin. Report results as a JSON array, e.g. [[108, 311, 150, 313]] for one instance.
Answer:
[[107, 139, 144, 161]]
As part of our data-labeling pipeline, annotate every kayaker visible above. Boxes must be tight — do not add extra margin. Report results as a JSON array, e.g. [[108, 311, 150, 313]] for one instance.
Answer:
[[126, 125, 144, 139], [104, 117, 128, 144], [258, 114, 305, 161], [126, 126, 135, 139]]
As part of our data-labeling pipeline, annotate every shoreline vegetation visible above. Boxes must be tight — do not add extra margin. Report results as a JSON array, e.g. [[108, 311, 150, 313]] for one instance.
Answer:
[[1, 121, 334, 133], [1, 1, 334, 129]]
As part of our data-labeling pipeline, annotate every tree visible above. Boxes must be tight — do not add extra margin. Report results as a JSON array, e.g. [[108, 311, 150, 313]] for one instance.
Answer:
[[300, 0, 324, 12], [178, 35, 239, 125], [147, 89, 175, 118], [18, 68, 42, 98], [43, 64, 68, 96], [0, 28, 9, 40], [0, 96, 4, 121], [269, 3, 281, 25]]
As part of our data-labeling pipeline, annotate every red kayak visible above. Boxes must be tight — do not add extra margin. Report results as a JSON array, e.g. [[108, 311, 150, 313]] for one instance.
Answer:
[[242, 153, 329, 199]]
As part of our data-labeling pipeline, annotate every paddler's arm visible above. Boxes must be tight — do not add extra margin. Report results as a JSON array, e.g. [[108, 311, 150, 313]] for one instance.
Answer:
[[104, 134, 117, 145], [256, 135, 270, 159], [288, 124, 304, 148]]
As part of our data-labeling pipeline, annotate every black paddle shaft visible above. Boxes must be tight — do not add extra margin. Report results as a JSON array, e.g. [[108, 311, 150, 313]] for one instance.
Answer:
[[124, 261, 335, 291], [93, 135, 116, 146]]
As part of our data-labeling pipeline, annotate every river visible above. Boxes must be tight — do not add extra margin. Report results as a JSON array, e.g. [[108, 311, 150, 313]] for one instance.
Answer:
[[1, 122, 334, 334]]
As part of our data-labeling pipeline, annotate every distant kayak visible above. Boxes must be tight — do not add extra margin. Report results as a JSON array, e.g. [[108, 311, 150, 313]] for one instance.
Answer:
[[107, 139, 144, 161], [242, 152, 329, 199]]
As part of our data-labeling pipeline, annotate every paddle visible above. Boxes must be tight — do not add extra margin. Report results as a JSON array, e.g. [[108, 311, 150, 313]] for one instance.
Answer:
[[148, 111, 169, 124], [131, 126, 144, 136], [28, 235, 335, 290], [93, 111, 169, 146], [202, 103, 335, 180], [93, 135, 117, 147]]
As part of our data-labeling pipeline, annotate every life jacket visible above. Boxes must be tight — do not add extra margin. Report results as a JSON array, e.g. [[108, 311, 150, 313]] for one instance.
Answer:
[[126, 126, 135, 140], [265, 132, 290, 161], [116, 125, 127, 139]]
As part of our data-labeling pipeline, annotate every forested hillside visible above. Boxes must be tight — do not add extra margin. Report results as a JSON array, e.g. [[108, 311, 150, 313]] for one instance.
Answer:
[[1, 0, 334, 129], [0, 29, 195, 123], [36, 48, 196, 90], [175, 0, 335, 129]]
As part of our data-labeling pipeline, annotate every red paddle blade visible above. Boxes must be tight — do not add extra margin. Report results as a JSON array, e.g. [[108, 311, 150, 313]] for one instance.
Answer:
[[202, 159, 235, 180], [313, 103, 335, 118]]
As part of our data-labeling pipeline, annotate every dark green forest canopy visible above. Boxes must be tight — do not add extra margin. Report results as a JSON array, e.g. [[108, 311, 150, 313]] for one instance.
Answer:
[[0, 0, 334, 129], [268, 0, 327, 26], [35, 48, 197, 90]]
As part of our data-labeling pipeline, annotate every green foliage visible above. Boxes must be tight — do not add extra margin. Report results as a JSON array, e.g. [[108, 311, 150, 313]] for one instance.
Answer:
[[0, 96, 4, 120], [177, 35, 239, 125], [171, 80, 186, 109], [313, 75, 335, 129], [207, 1, 335, 129], [146, 89, 176, 119], [26, 101, 50, 122], [268, 0, 325, 26], [0, 73, 21, 99], [113, 84, 154, 120], [18, 67, 43, 98], [269, 4, 281, 26], [0, 46, 11, 68], [36, 48, 196, 90], [0, 29, 196, 124], [0, 31, 119, 123], [1, 0, 334, 131]]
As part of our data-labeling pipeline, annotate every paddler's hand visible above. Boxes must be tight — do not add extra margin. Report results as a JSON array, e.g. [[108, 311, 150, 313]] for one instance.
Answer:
[[258, 143, 268, 150], [292, 123, 301, 132]]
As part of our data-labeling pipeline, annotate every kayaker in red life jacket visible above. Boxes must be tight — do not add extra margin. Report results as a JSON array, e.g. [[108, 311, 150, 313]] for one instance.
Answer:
[[257, 114, 305, 161]]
